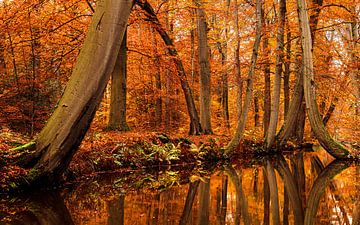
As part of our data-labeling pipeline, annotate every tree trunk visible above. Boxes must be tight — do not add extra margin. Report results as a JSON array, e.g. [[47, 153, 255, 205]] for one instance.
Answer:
[[254, 95, 260, 127], [262, 17, 271, 136], [349, 20, 360, 116], [234, 0, 243, 121], [297, 0, 351, 159], [277, 50, 305, 145], [283, 23, 291, 119], [108, 29, 130, 131], [195, 0, 213, 134], [152, 28, 162, 127], [224, 0, 262, 154], [23, 0, 134, 185], [137, 0, 202, 135], [265, 0, 286, 149]]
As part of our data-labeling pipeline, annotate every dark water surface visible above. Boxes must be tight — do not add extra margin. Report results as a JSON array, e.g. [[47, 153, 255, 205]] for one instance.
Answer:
[[1, 150, 359, 225]]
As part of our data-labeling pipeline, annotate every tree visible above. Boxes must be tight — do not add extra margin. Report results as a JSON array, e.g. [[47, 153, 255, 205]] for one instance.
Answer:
[[137, 0, 202, 135], [297, 0, 350, 159], [225, 0, 262, 154], [195, 0, 213, 134], [18, 0, 134, 185], [108, 29, 130, 131], [264, 0, 286, 149]]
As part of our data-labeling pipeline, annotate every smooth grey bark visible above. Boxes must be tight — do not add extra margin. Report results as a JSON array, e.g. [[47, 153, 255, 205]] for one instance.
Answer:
[[137, 0, 202, 135], [265, 0, 286, 149], [108, 29, 130, 131], [195, 0, 213, 134], [224, 0, 262, 154], [21, 0, 134, 185], [297, 0, 351, 159]]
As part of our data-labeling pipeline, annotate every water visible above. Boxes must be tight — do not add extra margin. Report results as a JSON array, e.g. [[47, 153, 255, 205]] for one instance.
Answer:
[[1, 150, 359, 225]]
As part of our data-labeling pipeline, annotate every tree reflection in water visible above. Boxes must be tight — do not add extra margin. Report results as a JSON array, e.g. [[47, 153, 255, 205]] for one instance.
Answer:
[[1, 152, 358, 225]]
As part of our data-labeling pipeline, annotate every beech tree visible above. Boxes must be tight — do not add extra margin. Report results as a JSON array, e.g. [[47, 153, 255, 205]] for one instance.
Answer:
[[108, 29, 130, 131], [297, 0, 350, 159], [195, 0, 213, 134], [225, 0, 262, 154], [264, 0, 286, 149], [137, 0, 202, 135], [18, 0, 134, 185]]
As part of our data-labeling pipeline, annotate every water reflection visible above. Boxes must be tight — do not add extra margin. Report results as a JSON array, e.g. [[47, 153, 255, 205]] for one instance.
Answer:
[[1, 152, 359, 225]]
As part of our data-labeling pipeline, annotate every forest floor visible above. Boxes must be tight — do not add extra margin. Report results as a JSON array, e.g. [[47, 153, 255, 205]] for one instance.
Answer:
[[1, 126, 359, 192], [0, 128, 239, 191]]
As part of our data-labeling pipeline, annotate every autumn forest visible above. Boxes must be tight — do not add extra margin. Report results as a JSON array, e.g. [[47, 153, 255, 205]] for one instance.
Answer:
[[0, 0, 360, 221]]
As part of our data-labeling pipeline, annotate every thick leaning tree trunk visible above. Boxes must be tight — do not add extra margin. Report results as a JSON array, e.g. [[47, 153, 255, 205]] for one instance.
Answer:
[[25, 0, 134, 184], [224, 0, 262, 155], [195, 0, 213, 134], [108, 29, 130, 131], [297, 0, 350, 159]]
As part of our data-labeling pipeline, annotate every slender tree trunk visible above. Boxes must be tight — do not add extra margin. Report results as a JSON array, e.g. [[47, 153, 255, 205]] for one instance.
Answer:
[[108, 29, 130, 131], [137, 0, 202, 135], [297, 0, 351, 159], [262, 19, 271, 136], [195, 0, 213, 134], [224, 0, 262, 154], [283, 22, 291, 119], [254, 95, 260, 127], [234, 0, 242, 121], [265, 0, 286, 149], [277, 50, 305, 145], [349, 20, 360, 116], [21, 0, 134, 185], [152, 28, 162, 127], [0, 33, 7, 79]]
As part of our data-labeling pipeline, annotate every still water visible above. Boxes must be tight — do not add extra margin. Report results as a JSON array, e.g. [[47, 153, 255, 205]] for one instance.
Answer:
[[1, 150, 359, 225]]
